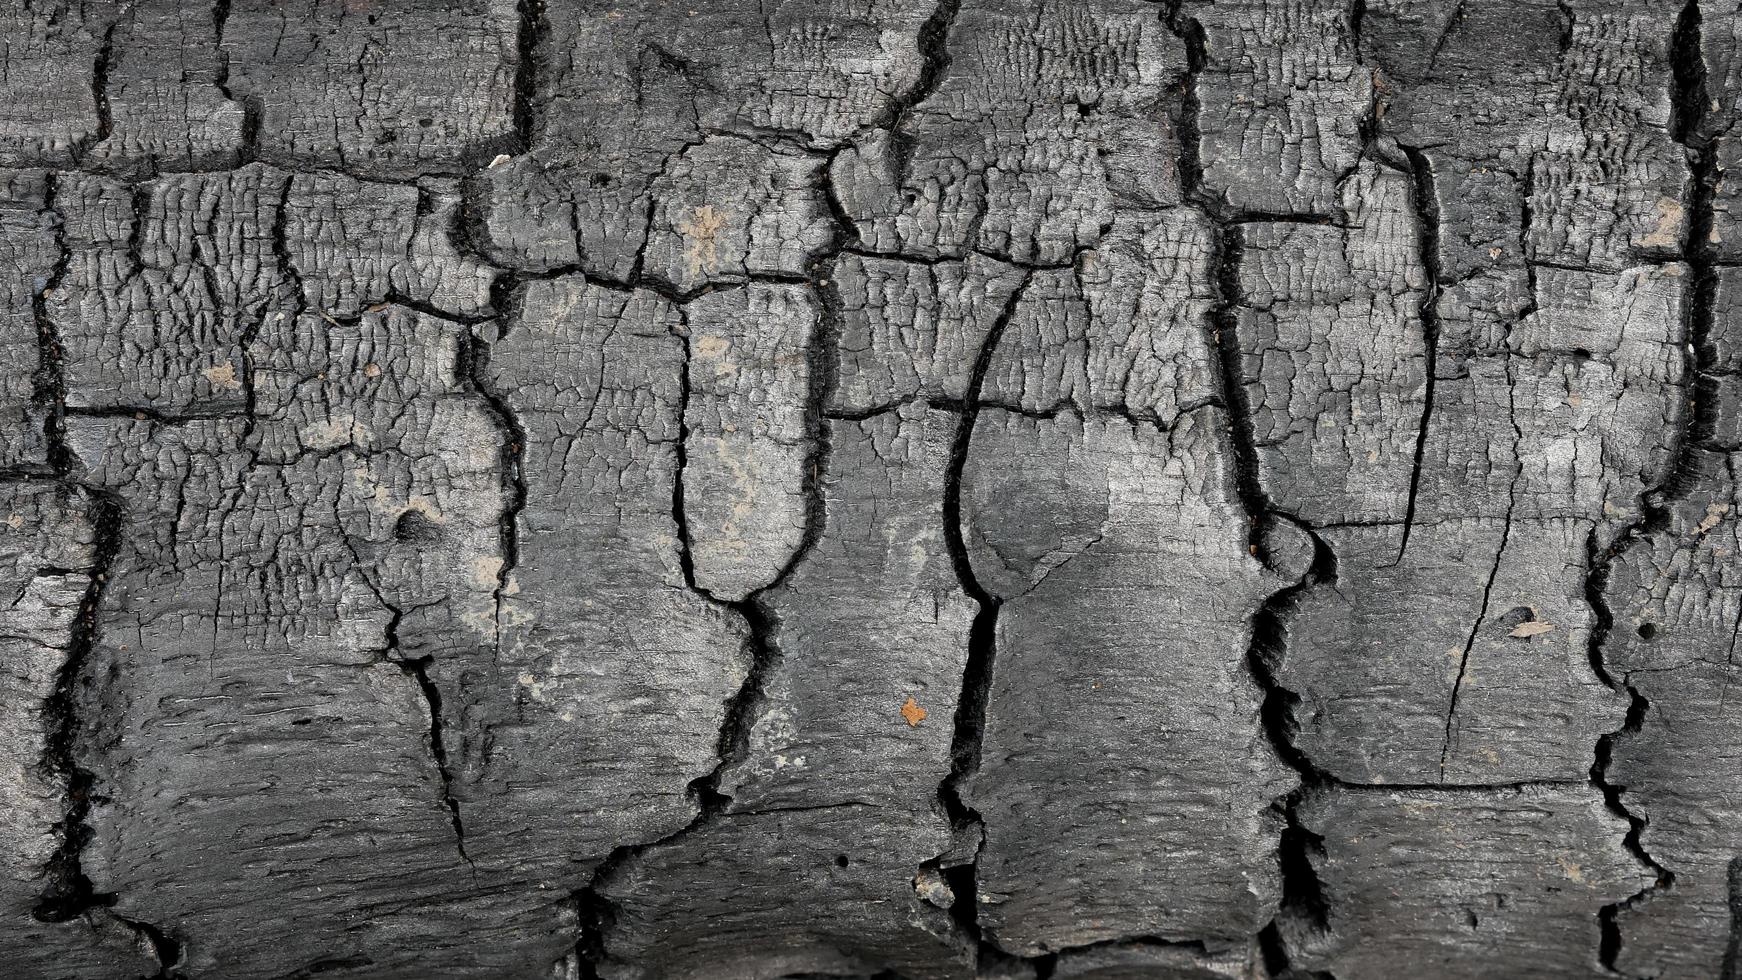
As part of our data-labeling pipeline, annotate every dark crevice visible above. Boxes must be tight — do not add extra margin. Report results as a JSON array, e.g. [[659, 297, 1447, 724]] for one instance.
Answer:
[[463, 307, 529, 674], [29, 490, 183, 979], [1588, 1, 1709, 971], [401, 652, 473, 868], [1724, 859, 1742, 980], [874, 0, 960, 165], [573, 229, 844, 980], [1166, 3, 1275, 563], [931, 272, 1033, 966], [32, 489, 124, 924], [1246, 527, 1338, 942], [25, 167, 185, 977], [1437, 491, 1513, 781], [671, 305, 704, 593], [1556, 1, 1577, 60], [1165, 8, 1338, 974], [1030, 937, 1233, 979], [512, 0, 543, 151], [79, 12, 122, 163], [331, 498, 473, 872], [571, 592, 788, 978], [1589, 550, 1674, 973], [32, 172, 72, 472], [1165, 2, 1207, 201], [1226, 212, 1344, 228], [1205, 224, 1273, 562], [211, 0, 257, 162], [1393, 146, 1440, 565], [117, 910, 187, 979], [752, 252, 838, 595], [1424, 0, 1466, 74]]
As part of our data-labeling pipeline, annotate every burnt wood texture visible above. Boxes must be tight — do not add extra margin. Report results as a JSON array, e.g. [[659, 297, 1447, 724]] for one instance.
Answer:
[[0, 0, 1733, 977]]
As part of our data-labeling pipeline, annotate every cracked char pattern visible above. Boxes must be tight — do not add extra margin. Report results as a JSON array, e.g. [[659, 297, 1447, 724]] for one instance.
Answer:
[[0, 0, 1737, 978]]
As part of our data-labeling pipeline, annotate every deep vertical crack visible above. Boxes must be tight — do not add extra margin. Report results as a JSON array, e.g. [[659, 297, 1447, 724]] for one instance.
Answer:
[[512, 0, 543, 152], [572, 255, 842, 979], [1167, 0, 1274, 562], [872, 0, 960, 151], [1394, 146, 1440, 565], [1246, 522, 1338, 953], [465, 286, 529, 663], [1587, 1, 1710, 969], [79, 11, 122, 163], [211, 0, 258, 162], [24, 170, 184, 977], [32, 172, 71, 475], [31, 489, 124, 926], [1165, 5, 1339, 971], [930, 272, 1032, 967], [1206, 224, 1276, 561], [331, 495, 475, 873], [402, 652, 474, 869]]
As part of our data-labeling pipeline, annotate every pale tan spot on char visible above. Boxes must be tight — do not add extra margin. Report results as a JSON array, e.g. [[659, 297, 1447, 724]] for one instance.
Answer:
[[364, 362, 382, 378], [517, 671, 549, 701], [1510, 621, 1556, 638], [678, 205, 728, 278], [1694, 502, 1730, 538], [900, 697, 927, 727], [1639, 197, 1684, 248], [470, 556, 505, 589], [694, 335, 739, 377], [300, 414, 365, 450], [1558, 855, 1586, 884], [5, 513, 21, 530], [204, 361, 240, 389]]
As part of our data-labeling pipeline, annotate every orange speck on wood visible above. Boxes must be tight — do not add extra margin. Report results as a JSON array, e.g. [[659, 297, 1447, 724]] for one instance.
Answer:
[[900, 697, 927, 727]]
